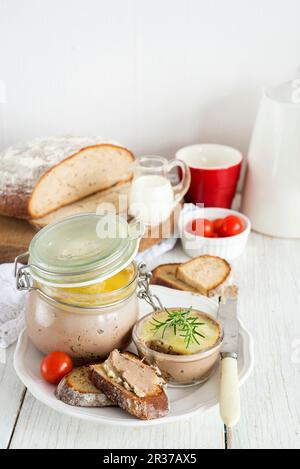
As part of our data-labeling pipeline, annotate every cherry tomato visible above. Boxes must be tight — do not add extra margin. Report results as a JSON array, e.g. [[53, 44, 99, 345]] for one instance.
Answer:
[[218, 215, 244, 237], [189, 218, 214, 237], [213, 218, 224, 234], [40, 352, 73, 385]]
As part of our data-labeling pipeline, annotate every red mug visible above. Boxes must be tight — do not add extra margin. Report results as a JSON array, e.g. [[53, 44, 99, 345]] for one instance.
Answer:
[[176, 144, 242, 208]]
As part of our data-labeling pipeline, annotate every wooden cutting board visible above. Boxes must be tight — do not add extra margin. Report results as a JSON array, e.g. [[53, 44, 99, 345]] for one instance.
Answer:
[[0, 205, 181, 263], [0, 216, 37, 263]]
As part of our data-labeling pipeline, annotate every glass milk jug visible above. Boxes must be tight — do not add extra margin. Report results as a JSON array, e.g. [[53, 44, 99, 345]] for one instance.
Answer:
[[129, 156, 190, 226], [242, 80, 300, 238]]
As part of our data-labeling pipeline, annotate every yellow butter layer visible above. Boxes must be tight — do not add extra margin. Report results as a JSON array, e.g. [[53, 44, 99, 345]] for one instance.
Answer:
[[140, 309, 221, 355], [40, 266, 135, 307], [63, 266, 134, 294]]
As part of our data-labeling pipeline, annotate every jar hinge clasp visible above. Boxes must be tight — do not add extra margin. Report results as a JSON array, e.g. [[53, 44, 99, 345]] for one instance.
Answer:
[[137, 263, 164, 311], [14, 252, 35, 291]]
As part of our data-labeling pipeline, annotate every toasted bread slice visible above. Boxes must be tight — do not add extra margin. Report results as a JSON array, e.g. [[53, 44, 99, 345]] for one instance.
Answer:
[[56, 366, 114, 407], [176, 255, 231, 296], [89, 351, 169, 420], [151, 263, 199, 293]]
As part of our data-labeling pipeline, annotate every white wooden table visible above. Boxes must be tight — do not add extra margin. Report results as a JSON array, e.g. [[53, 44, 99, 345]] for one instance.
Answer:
[[1, 232, 300, 449]]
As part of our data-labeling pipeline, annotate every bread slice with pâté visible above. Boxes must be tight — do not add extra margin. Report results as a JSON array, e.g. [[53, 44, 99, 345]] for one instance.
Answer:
[[176, 255, 231, 297], [89, 350, 169, 420], [56, 366, 114, 407]]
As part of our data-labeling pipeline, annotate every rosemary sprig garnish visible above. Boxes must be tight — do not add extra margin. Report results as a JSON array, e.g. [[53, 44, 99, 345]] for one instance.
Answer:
[[150, 307, 206, 349]]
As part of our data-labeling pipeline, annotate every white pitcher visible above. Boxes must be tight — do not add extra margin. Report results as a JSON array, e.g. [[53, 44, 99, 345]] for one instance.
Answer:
[[242, 80, 300, 238], [129, 156, 190, 226]]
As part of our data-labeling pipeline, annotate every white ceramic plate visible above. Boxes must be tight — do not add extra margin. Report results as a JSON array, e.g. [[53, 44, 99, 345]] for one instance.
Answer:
[[14, 285, 254, 427]]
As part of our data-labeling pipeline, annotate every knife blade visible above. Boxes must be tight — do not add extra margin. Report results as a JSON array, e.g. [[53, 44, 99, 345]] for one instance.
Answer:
[[218, 297, 241, 429], [218, 298, 239, 357]]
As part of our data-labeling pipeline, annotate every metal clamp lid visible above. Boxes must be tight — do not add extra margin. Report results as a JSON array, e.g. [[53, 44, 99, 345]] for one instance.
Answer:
[[137, 263, 164, 311], [15, 214, 145, 289], [15, 254, 165, 313], [14, 252, 36, 291]]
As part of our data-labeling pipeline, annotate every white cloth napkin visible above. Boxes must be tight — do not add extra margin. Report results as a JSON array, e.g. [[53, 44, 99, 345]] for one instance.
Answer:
[[0, 236, 176, 348], [0, 264, 26, 348], [135, 236, 177, 267]]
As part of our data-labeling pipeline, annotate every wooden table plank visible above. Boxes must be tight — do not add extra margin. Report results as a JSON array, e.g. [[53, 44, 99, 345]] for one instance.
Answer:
[[0, 344, 26, 449], [231, 233, 300, 449], [9, 392, 224, 449]]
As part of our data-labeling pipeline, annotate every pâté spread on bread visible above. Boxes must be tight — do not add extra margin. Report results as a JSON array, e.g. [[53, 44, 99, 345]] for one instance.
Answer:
[[89, 350, 169, 420], [102, 349, 164, 397]]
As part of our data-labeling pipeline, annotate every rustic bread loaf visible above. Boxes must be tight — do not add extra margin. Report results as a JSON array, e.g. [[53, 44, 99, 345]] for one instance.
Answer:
[[0, 137, 134, 220]]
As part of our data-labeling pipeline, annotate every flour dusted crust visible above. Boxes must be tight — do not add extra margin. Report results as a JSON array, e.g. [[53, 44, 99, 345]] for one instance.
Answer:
[[0, 137, 134, 219]]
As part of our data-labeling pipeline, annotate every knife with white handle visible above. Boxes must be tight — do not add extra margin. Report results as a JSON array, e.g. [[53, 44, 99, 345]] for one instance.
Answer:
[[218, 297, 240, 428]]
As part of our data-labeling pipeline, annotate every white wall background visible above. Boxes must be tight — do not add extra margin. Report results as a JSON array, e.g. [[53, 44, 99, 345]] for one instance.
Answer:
[[1, 0, 300, 158]]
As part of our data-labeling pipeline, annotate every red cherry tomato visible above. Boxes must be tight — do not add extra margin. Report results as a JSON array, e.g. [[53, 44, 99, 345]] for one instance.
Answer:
[[218, 215, 244, 237], [189, 218, 214, 237], [213, 218, 224, 234], [40, 352, 73, 385]]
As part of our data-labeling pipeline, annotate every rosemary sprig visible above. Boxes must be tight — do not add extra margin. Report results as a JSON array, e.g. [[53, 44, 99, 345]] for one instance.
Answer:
[[150, 307, 206, 349]]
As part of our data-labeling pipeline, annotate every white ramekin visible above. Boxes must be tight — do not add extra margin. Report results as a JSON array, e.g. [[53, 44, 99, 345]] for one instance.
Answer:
[[178, 207, 251, 261]]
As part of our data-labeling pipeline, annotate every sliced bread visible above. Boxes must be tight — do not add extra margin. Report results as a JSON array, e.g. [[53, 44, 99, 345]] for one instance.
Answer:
[[176, 255, 231, 296], [30, 182, 131, 228], [0, 137, 134, 219], [89, 350, 169, 420], [56, 366, 114, 407], [151, 263, 199, 293]]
